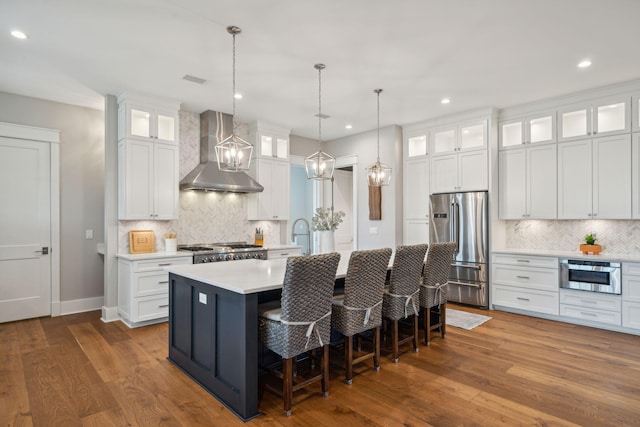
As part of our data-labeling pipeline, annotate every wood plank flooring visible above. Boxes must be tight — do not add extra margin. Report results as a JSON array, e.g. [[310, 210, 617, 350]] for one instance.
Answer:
[[2, 306, 640, 426]]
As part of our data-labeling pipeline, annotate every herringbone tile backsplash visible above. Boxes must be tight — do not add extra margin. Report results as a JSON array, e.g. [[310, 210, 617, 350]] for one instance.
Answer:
[[505, 220, 640, 254]]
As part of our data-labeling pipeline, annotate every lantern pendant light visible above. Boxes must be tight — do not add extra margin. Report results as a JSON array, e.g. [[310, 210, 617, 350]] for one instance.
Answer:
[[215, 26, 253, 172], [366, 89, 392, 186], [305, 63, 335, 180]]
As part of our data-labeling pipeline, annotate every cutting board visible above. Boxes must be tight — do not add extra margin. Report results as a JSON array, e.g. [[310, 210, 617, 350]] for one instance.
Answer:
[[129, 230, 155, 253]]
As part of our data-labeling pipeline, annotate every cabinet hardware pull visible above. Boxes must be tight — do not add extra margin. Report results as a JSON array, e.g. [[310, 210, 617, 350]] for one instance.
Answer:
[[159, 304, 169, 308], [158, 281, 169, 284], [580, 300, 597, 304], [580, 312, 597, 317], [516, 297, 530, 301], [516, 259, 530, 262], [159, 263, 171, 266], [280, 253, 289, 256], [516, 276, 530, 279]]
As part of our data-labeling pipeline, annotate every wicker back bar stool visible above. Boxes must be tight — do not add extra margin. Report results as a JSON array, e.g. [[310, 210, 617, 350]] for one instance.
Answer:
[[331, 248, 392, 384], [258, 252, 341, 416], [420, 242, 457, 345], [382, 244, 428, 362]]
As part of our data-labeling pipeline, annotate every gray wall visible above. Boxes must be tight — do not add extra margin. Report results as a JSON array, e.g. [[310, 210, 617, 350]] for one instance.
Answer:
[[0, 91, 105, 301], [323, 125, 403, 250]]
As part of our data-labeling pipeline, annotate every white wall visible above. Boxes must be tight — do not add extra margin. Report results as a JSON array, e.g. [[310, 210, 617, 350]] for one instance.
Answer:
[[322, 125, 403, 250], [0, 91, 105, 302]]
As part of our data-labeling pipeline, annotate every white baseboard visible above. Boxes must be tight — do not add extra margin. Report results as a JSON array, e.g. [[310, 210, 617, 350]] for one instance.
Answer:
[[101, 305, 120, 323], [59, 296, 104, 316]]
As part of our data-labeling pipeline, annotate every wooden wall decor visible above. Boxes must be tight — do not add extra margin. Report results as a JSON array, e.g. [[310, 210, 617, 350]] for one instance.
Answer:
[[368, 185, 381, 220]]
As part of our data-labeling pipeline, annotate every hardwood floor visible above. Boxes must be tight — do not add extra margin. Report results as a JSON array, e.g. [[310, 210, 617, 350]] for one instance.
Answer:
[[2, 306, 640, 426]]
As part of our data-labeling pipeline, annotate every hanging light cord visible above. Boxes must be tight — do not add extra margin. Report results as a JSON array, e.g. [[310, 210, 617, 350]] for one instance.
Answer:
[[317, 65, 323, 151], [376, 88, 382, 163], [231, 29, 237, 129]]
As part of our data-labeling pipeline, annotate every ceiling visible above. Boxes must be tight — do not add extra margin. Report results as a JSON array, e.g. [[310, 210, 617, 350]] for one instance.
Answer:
[[2, 0, 640, 140]]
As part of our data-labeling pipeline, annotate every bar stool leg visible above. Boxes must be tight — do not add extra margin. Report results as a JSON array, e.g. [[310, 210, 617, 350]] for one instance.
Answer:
[[344, 335, 353, 384], [412, 314, 419, 352], [441, 302, 447, 338], [391, 319, 399, 363], [283, 357, 293, 416], [424, 307, 431, 346], [374, 326, 381, 371], [321, 344, 330, 397]]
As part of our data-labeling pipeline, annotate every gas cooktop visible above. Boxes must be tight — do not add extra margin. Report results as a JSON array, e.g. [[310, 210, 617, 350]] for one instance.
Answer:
[[179, 242, 267, 263]]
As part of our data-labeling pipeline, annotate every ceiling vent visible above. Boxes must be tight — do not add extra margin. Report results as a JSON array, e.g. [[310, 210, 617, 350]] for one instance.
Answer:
[[182, 74, 207, 85]]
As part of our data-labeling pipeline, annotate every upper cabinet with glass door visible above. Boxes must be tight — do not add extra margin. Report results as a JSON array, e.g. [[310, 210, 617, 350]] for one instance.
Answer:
[[406, 132, 428, 159], [558, 95, 631, 142], [249, 121, 290, 160], [499, 112, 556, 149], [117, 94, 180, 145], [431, 120, 487, 156]]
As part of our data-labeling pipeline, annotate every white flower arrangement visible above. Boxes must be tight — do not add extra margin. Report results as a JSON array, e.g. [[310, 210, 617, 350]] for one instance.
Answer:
[[311, 207, 345, 231]]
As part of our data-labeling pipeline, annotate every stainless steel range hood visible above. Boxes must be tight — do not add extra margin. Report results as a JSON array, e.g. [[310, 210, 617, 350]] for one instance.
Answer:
[[180, 110, 263, 193]]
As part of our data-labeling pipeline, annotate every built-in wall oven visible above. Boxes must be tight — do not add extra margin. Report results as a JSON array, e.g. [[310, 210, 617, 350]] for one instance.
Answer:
[[559, 259, 621, 295]]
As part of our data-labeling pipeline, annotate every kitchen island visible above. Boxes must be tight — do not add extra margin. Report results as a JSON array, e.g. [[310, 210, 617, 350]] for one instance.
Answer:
[[165, 252, 355, 421]]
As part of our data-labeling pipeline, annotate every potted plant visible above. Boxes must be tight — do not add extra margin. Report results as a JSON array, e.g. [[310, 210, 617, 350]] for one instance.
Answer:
[[580, 234, 602, 255]]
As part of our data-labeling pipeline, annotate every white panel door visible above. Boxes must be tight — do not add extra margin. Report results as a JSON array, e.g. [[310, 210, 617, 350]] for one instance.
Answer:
[[499, 149, 526, 219], [558, 139, 592, 219], [324, 169, 353, 251], [458, 150, 488, 191], [633, 133, 640, 218], [527, 144, 557, 219], [153, 143, 178, 220], [273, 160, 290, 220], [592, 134, 631, 219], [404, 220, 429, 245], [0, 137, 51, 322]]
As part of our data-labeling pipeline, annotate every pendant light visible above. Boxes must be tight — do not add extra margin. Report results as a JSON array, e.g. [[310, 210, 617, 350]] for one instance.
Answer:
[[215, 25, 253, 172], [366, 89, 392, 186], [305, 63, 335, 180]]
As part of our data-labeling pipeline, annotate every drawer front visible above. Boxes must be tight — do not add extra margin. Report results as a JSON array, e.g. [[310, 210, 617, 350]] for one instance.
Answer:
[[622, 262, 640, 276], [133, 257, 191, 272], [623, 274, 640, 302], [492, 264, 558, 291], [131, 295, 169, 322], [560, 290, 621, 312], [492, 285, 559, 315], [560, 304, 621, 326], [493, 253, 558, 269], [135, 272, 169, 297], [268, 248, 302, 259], [622, 301, 640, 329]]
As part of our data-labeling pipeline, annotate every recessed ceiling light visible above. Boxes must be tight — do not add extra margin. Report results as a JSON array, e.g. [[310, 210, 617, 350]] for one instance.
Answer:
[[345, 124, 352, 129], [441, 98, 451, 104], [234, 93, 243, 99], [11, 30, 28, 39], [577, 59, 592, 68]]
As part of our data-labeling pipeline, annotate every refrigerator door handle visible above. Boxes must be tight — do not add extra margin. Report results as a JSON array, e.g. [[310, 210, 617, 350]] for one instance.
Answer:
[[453, 201, 460, 254]]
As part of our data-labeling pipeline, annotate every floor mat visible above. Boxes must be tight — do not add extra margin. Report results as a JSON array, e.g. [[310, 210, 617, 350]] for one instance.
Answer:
[[446, 308, 491, 330]]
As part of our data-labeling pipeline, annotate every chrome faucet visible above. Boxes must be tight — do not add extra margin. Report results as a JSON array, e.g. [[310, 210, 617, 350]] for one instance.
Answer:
[[291, 217, 311, 255]]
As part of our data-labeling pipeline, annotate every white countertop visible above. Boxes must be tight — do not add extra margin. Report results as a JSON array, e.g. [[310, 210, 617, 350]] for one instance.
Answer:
[[166, 250, 361, 294], [117, 251, 193, 261], [492, 248, 640, 262]]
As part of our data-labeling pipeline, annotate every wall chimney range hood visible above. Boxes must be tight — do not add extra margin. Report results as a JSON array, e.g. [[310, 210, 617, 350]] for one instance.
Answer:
[[180, 110, 263, 193]]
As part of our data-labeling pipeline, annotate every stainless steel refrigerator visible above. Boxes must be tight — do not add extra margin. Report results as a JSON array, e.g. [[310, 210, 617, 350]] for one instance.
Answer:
[[430, 191, 489, 308]]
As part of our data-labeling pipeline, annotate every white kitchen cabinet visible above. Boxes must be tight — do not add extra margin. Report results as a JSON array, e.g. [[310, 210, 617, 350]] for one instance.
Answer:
[[499, 112, 556, 149], [499, 144, 557, 219], [404, 219, 429, 245], [622, 262, 640, 330], [633, 94, 640, 133], [557, 134, 631, 219], [633, 133, 640, 218], [249, 120, 290, 160], [118, 99, 179, 144], [267, 247, 302, 259], [558, 95, 630, 142], [431, 150, 487, 193], [431, 120, 487, 156], [404, 157, 429, 220], [118, 140, 179, 220], [491, 253, 559, 315], [247, 158, 290, 220], [559, 289, 621, 326], [118, 255, 192, 328], [406, 134, 428, 158]]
